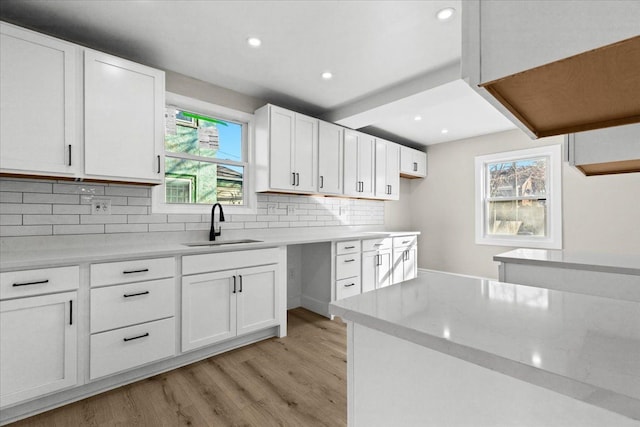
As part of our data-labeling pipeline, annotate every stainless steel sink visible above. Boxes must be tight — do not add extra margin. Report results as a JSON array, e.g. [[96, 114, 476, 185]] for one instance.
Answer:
[[182, 239, 263, 247]]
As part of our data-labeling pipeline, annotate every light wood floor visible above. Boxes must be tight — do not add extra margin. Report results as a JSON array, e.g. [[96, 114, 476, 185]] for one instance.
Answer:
[[11, 309, 347, 427]]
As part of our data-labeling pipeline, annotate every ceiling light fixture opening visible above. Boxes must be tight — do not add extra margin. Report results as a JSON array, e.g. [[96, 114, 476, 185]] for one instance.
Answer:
[[414, 115, 422, 121], [247, 37, 262, 47], [321, 71, 333, 80], [441, 128, 449, 134], [436, 7, 455, 21]]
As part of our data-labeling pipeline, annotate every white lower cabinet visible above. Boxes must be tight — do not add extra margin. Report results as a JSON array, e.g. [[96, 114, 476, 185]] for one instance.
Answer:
[[362, 238, 393, 292], [0, 291, 77, 407], [182, 261, 279, 352], [334, 240, 362, 300], [89, 257, 176, 380], [392, 235, 418, 285]]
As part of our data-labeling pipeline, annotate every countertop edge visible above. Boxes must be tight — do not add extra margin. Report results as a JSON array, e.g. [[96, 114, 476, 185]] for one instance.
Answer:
[[0, 231, 421, 271], [493, 254, 640, 276], [329, 304, 640, 422]]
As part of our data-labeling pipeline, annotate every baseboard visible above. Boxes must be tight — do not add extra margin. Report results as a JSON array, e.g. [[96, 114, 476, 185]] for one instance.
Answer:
[[300, 294, 330, 318], [287, 295, 301, 310]]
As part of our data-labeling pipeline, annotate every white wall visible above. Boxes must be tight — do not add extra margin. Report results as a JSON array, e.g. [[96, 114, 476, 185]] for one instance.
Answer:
[[385, 129, 640, 279]]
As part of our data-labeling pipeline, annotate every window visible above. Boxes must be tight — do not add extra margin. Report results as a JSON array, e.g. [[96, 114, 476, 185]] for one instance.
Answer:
[[475, 145, 562, 249], [152, 92, 255, 214]]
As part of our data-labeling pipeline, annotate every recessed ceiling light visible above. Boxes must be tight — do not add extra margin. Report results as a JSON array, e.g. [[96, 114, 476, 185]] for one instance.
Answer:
[[441, 128, 449, 134], [247, 37, 262, 47], [414, 115, 422, 121], [321, 71, 333, 80], [436, 7, 455, 21]]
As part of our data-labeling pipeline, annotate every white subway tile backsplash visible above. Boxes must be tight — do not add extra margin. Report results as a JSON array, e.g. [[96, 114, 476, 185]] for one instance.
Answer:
[[0, 178, 385, 238], [23, 215, 79, 225], [53, 224, 104, 235], [23, 193, 79, 205], [0, 180, 52, 193], [0, 203, 52, 214], [0, 192, 22, 203], [1, 225, 52, 236], [0, 215, 22, 226], [104, 223, 148, 233]]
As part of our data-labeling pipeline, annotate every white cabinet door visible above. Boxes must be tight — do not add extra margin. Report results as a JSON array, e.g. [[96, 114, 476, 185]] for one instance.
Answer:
[[318, 121, 343, 195], [377, 250, 393, 288], [404, 248, 417, 282], [181, 271, 236, 352], [236, 264, 279, 336], [392, 249, 405, 285], [0, 291, 77, 407], [361, 251, 377, 293], [84, 50, 164, 183], [344, 130, 375, 197], [400, 146, 427, 178], [293, 113, 318, 192], [375, 139, 400, 200], [0, 23, 78, 177], [269, 106, 295, 191]]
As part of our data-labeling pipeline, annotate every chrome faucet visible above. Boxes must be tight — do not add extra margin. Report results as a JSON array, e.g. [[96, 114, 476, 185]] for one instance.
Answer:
[[209, 203, 225, 241]]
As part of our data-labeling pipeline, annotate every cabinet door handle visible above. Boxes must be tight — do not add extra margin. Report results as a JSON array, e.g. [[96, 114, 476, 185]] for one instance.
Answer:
[[123, 332, 149, 342], [124, 291, 150, 298], [69, 300, 73, 326], [345, 283, 356, 287], [292, 172, 296, 186], [296, 173, 300, 186], [123, 268, 149, 274], [12, 279, 48, 287], [413, 162, 418, 172], [344, 259, 356, 263], [320, 175, 324, 189], [232, 275, 237, 294], [68, 145, 72, 166], [157, 155, 161, 173], [239, 275, 243, 293]]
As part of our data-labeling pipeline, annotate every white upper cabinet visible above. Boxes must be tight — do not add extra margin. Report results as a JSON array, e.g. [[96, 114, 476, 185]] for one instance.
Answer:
[[318, 121, 344, 195], [0, 23, 79, 177], [374, 139, 400, 200], [84, 50, 165, 183], [344, 130, 375, 198], [400, 146, 427, 178], [255, 104, 318, 193]]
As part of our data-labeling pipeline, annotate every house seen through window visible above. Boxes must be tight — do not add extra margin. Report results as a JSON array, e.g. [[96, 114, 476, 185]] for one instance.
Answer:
[[164, 108, 246, 206], [475, 145, 562, 249]]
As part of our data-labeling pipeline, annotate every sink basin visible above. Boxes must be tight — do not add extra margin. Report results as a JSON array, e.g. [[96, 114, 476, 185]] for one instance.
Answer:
[[182, 239, 263, 247]]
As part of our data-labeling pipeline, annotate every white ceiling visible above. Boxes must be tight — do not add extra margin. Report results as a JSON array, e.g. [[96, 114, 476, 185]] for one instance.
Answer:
[[0, 0, 515, 147]]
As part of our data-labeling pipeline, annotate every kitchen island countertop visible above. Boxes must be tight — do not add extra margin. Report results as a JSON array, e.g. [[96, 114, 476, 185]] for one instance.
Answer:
[[330, 270, 640, 421]]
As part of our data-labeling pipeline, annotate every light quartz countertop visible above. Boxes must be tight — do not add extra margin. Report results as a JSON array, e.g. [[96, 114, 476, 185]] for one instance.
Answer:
[[494, 248, 640, 275], [0, 229, 419, 271], [330, 270, 640, 421]]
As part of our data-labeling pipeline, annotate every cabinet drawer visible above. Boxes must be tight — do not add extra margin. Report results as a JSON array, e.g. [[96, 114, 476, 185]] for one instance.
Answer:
[[90, 278, 175, 333], [336, 254, 361, 280], [90, 317, 175, 380], [336, 277, 361, 300], [393, 235, 417, 248], [336, 240, 361, 255], [91, 257, 174, 287], [362, 238, 392, 252], [1, 266, 79, 300], [183, 248, 280, 275]]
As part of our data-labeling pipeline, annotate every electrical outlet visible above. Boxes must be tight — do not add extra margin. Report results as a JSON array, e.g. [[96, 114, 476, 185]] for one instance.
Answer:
[[287, 205, 295, 215], [267, 203, 277, 215], [92, 199, 111, 215]]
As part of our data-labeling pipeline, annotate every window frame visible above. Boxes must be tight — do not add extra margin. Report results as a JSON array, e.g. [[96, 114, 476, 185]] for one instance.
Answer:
[[152, 92, 256, 214], [475, 144, 562, 249]]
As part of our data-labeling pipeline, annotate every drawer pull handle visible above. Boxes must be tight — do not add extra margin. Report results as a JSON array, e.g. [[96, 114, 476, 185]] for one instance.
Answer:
[[373, 243, 383, 246], [344, 246, 355, 249], [124, 291, 150, 298], [123, 332, 149, 342], [345, 283, 356, 287], [402, 240, 410, 244], [344, 259, 356, 263], [13, 279, 49, 287], [123, 268, 149, 274]]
